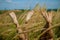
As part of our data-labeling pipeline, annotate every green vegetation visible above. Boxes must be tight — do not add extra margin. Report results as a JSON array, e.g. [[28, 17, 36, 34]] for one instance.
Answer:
[[0, 5, 60, 40]]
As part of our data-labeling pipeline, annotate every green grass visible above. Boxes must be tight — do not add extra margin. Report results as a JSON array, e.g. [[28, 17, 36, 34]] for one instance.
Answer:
[[0, 8, 60, 40]]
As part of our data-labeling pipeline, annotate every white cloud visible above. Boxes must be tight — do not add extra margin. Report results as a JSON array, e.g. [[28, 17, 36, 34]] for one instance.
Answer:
[[6, 0, 12, 3], [5, 0, 20, 5]]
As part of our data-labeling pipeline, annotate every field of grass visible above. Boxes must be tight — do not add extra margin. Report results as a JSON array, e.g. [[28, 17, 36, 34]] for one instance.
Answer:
[[0, 6, 60, 40]]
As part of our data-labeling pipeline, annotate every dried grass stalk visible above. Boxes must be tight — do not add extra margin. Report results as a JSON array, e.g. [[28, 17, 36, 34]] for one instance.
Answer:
[[25, 10, 34, 22], [9, 12, 27, 40], [39, 11, 54, 40]]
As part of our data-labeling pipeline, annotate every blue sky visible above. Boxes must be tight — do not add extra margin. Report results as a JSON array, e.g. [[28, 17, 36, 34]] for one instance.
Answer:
[[0, 0, 60, 10]]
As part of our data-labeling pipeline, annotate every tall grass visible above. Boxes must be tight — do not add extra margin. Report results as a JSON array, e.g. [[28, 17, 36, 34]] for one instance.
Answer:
[[0, 4, 60, 40]]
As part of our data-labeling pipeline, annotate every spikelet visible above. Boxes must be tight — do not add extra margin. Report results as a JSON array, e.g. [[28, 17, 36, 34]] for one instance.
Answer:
[[9, 12, 18, 24], [26, 10, 34, 22]]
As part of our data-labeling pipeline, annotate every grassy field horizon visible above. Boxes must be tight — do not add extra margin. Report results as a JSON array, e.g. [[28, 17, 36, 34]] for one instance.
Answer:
[[0, 6, 60, 40]]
